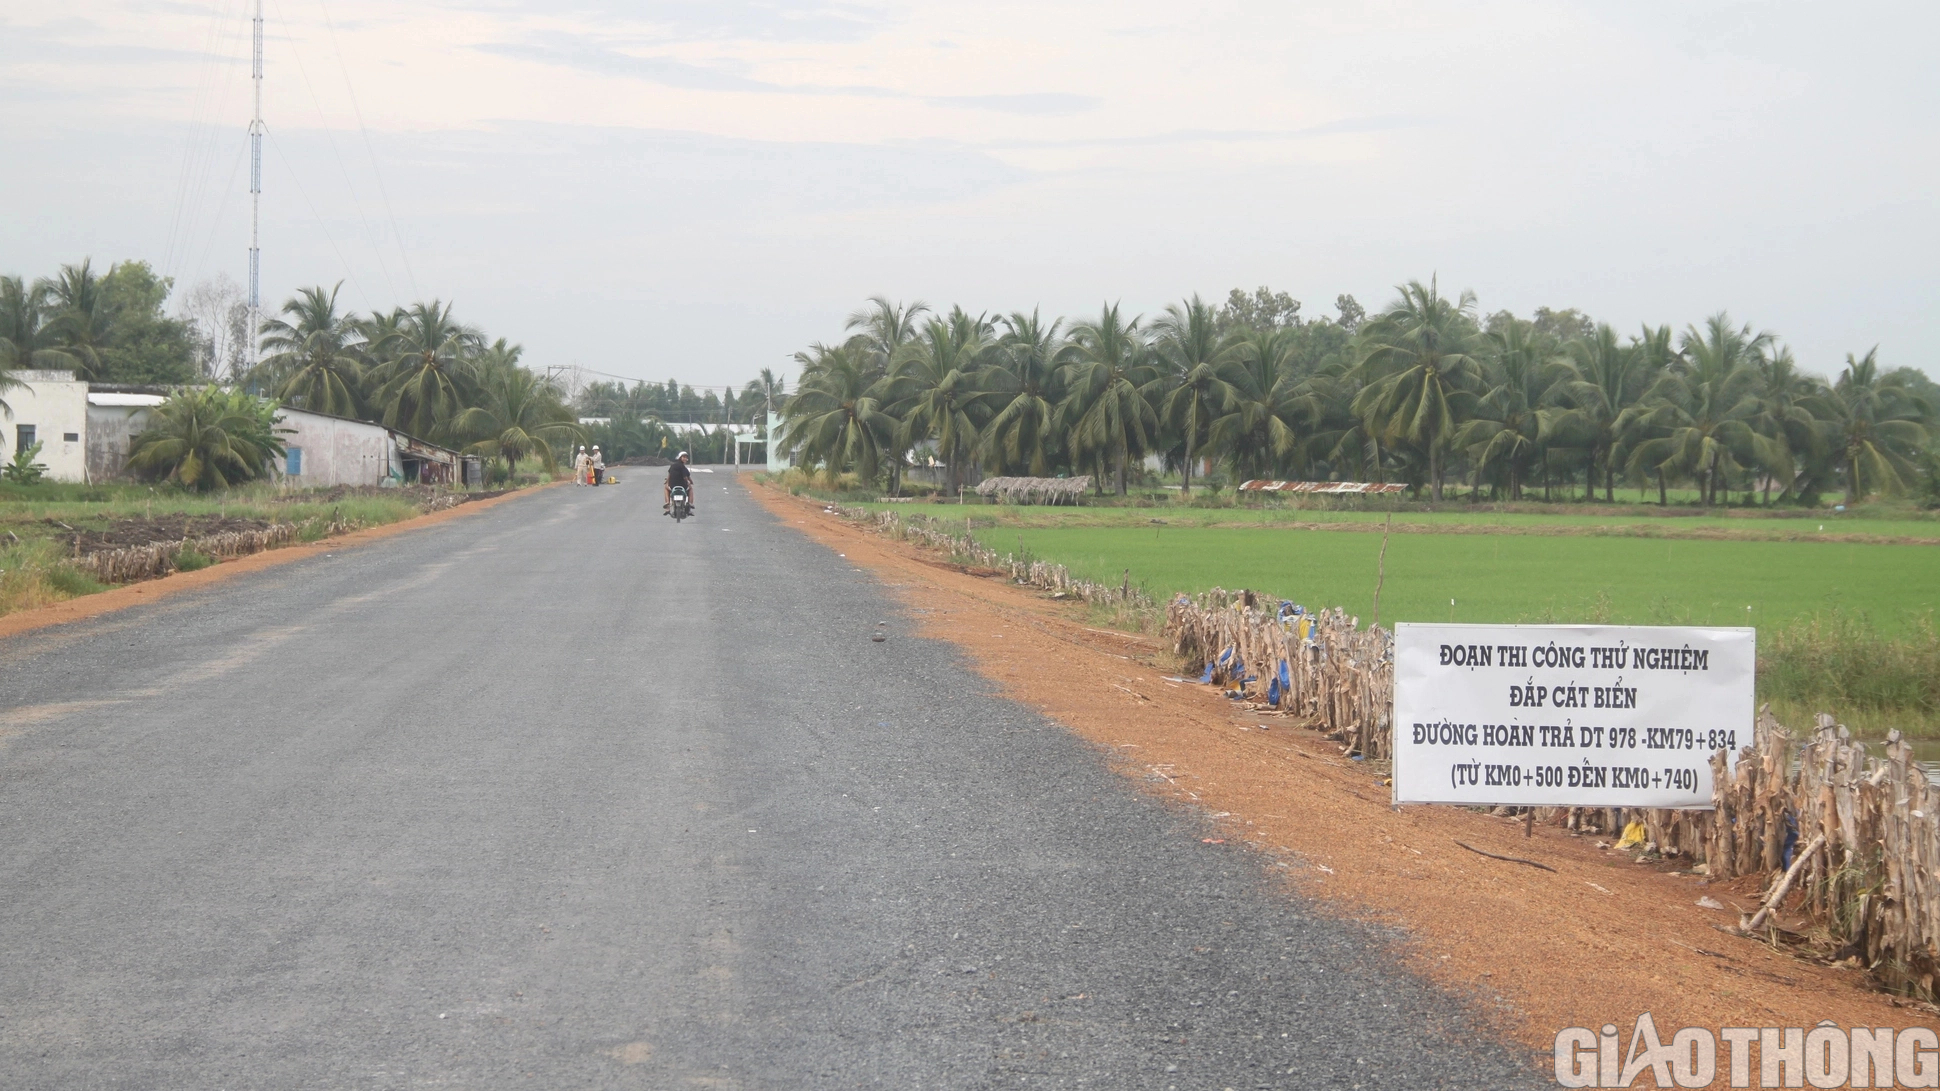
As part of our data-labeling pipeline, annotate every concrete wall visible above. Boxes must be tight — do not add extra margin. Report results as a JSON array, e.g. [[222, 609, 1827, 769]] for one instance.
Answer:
[[86, 402, 159, 481], [3, 371, 90, 482], [275, 409, 397, 487]]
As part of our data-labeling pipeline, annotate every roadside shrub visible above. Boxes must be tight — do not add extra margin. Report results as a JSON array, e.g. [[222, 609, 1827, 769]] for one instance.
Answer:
[[171, 547, 213, 572], [4, 442, 49, 485], [128, 387, 286, 491], [1759, 609, 1940, 723], [43, 565, 106, 597]]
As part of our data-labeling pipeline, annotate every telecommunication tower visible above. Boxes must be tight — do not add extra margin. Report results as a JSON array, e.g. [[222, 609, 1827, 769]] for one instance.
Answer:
[[247, 0, 264, 368]]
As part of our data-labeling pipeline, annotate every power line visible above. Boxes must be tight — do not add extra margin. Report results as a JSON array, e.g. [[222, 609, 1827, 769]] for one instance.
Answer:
[[163, 0, 251, 283], [161, 0, 242, 278], [315, 0, 418, 299], [268, 0, 398, 302], [264, 130, 371, 313], [186, 142, 249, 286]]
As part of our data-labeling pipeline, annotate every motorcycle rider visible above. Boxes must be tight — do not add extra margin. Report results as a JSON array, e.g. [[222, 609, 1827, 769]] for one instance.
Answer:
[[664, 451, 695, 515]]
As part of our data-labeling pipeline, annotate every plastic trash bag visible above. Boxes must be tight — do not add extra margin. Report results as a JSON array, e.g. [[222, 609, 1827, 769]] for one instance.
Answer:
[[1615, 821, 1647, 850]]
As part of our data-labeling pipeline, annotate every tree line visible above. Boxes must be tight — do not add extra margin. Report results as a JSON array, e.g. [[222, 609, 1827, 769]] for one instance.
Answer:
[[2, 261, 584, 487], [569, 370, 787, 464], [1, 259, 216, 384], [238, 284, 578, 475], [575, 371, 785, 426], [779, 283, 1940, 505], [2, 257, 799, 470]]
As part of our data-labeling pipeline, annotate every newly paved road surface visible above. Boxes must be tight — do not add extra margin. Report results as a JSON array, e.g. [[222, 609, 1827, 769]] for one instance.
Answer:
[[0, 475, 1541, 1089]]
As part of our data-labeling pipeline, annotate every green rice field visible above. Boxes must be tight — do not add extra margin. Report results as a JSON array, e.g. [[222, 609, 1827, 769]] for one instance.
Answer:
[[882, 501, 1940, 740], [975, 526, 1938, 634], [884, 501, 1940, 544]]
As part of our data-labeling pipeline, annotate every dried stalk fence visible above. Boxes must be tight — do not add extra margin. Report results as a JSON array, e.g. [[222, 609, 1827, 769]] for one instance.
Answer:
[[74, 522, 314, 583], [846, 507, 1154, 611], [1163, 591, 1940, 1001], [972, 476, 1093, 505], [1706, 714, 1939, 999], [1166, 589, 1395, 760]]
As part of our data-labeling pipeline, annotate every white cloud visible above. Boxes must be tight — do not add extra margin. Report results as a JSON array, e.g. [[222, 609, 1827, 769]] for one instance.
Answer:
[[0, 0, 1934, 382]]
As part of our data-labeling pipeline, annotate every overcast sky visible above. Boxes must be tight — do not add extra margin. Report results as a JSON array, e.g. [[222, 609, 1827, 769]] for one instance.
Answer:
[[3, 0, 1935, 387]]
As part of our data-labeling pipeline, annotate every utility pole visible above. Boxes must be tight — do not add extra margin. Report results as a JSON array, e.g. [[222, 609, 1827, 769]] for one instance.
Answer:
[[247, 0, 264, 370]]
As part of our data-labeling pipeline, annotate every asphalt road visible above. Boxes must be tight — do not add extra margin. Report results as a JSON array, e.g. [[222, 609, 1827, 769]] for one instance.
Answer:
[[0, 473, 1542, 1089]]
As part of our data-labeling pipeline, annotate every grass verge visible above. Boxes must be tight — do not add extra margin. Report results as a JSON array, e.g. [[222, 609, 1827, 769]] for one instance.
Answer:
[[0, 481, 501, 619]]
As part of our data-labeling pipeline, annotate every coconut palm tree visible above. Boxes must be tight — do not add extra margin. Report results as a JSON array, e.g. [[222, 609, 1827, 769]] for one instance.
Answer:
[[882, 308, 994, 494], [741, 368, 786, 420], [1744, 345, 1825, 503], [452, 356, 581, 475], [1455, 319, 1572, 500], [127, 386, 286, 490], [370, 300, 481, 439], [979, 309, 1066, 476], [1547, 324, 1652, 501], [39, 259, 116, 381], [846, 296, 929, 384], [2, 276, 58, 419], [1208, 327, 1308, 482], [1150, 295, 1241, 494], [1608, 324, 1684, 503], [845, 297, 931, 489], [255, 283, 367, 418], [0, 275, 74, 382], [471, 337, 526, 382], [1350, 278, 1487, 500], [780, 342, 895, 484], [1058, 303, 1157, 496], [1296, 364, 1382, 483], [1810, 348, 1929, 501], [1623, 314, 1771, 506]]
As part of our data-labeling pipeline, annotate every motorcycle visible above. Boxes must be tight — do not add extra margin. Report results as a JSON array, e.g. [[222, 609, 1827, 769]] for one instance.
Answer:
[[669, 484, 692, 522]]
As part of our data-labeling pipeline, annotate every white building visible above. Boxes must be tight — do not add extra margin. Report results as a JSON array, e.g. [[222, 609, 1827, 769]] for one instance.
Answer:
[[3, 373, 480, 486], [2, 371, 90, 482], [275, 409, 397, 487], [275, 408, 477, 487]]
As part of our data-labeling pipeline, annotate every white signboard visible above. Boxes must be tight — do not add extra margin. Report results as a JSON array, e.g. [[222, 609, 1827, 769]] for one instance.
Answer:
[[1392, 624, 1754, 809]]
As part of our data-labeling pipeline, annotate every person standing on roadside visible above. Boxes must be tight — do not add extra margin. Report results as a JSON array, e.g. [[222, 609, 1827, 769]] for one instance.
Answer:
[[573, 446, 590, 485], [592, 446, 606, 486]]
